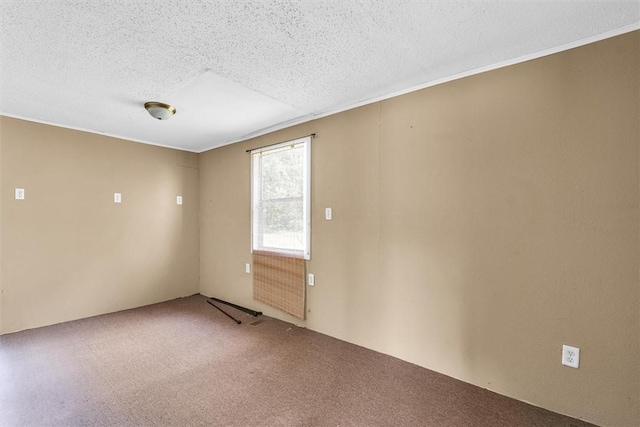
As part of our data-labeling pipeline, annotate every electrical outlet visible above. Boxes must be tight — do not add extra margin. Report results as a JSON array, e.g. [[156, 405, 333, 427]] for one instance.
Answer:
[[15, 188, 25, 200], [176, 196, 183, 205], [562, 345, 580, 368], [308, 273, 315, 286], [114, 193, 122, 203], [325, 208, 332, 220], [245, 263, 251, 274]]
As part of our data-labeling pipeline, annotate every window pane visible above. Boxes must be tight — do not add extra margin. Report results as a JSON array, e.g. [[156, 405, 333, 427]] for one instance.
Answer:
[[261, 148, 303, 200], [251, 136, 311, 259], [260, 198, 304, 251]]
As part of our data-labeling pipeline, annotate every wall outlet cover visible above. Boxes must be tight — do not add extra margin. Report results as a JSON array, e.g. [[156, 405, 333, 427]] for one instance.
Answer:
[[15, 188, 25, 200], [562, 345, 580, 368], [177, 196, 183, 205], [114, 193, 122, 203]]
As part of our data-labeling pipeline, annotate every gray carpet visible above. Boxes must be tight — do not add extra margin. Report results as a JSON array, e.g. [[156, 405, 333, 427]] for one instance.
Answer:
[[0, 295, 595, 426]]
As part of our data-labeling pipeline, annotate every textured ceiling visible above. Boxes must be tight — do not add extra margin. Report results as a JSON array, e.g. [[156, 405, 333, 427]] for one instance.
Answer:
[[1, 1, 638, 153]]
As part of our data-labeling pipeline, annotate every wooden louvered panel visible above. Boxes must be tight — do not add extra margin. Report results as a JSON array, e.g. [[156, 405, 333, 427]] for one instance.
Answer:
[[253, 251, 305, 319]]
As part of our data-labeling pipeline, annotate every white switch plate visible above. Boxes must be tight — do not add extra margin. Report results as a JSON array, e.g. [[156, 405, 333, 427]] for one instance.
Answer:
[[245, 263, 251, 274], [176, 196, 183, 205], [15, 188, 25, 200], [114, 193, 121, 203], [325, 208, 332, 220], [562, 345, 580, 368], [308, 273, 315, 286]]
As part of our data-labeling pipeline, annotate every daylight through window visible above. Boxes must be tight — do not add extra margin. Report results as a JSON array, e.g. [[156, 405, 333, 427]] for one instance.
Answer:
[[251, 136, 311, 259]]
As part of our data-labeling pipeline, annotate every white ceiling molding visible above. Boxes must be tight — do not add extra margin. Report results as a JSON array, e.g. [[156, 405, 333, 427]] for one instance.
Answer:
[[1, 1, 638, 153]]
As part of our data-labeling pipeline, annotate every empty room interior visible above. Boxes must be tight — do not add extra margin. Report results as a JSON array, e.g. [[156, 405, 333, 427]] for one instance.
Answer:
[[1, 2, 639, 427]]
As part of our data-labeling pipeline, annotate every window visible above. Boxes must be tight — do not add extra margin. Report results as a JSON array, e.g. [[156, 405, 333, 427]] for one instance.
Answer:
[[251, 136, 311, 259]]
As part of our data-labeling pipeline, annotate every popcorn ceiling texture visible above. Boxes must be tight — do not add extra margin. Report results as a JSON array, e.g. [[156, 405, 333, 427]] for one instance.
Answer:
[[1, 1, 638, 152]]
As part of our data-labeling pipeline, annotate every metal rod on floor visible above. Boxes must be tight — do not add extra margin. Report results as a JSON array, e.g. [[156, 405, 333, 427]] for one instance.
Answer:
[[207, 300, 241, 325], [208, 297, 262, 317]]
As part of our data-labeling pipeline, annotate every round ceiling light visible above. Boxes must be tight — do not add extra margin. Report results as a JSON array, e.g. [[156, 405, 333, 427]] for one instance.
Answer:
[[144, 101, 176, 120]]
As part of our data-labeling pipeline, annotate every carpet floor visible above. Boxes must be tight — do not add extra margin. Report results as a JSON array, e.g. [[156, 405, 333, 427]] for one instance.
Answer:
[[0, 295, 596, 426]]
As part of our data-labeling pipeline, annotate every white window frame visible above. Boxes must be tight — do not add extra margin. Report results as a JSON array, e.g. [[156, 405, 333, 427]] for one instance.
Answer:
[[251, 136, 311, 260]]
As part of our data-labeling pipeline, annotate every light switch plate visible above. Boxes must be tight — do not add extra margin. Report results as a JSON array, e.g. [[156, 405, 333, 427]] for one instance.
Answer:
[[308, 273, 315, 286], [114, 193, 122, 203], [245, 263, 251, 274], [177, 196, 183, 205], [15, 188, 25, 200], [325, 208, 332, 220]]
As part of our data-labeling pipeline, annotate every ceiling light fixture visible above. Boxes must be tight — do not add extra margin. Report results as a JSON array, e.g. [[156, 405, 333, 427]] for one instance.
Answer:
[[144, 101, 176, 120]]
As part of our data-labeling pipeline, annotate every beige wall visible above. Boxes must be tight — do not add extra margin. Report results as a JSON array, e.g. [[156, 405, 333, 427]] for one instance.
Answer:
[[0, 30, 636, 427], [200, 31, 639, 427], [0, 117, 200, 333]]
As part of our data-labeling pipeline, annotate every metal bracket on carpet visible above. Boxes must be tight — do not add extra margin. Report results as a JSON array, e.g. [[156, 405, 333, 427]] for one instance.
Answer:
[[207, 300, 242, 324], [206, 297, 263, 325], [208, 297, 262, 317]]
